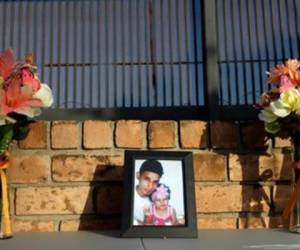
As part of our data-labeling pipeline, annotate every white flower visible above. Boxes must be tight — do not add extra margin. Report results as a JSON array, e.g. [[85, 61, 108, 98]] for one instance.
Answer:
[[33, 84, 53, 107], [0, 114, 16, 125], [270, 88, 300, 118], [16, 107, 41, 118], [258, 107, 278, 123]]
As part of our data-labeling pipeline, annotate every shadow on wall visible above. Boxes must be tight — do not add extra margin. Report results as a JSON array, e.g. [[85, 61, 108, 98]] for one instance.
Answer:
[[237, 122, 292, 229], [58, 155, 123, 232], [65, 120, 292, 231], [75, 120, 210, 232]]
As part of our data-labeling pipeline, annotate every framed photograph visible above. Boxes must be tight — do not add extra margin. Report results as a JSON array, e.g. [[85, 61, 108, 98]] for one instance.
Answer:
[[121, 150, 197, 238]]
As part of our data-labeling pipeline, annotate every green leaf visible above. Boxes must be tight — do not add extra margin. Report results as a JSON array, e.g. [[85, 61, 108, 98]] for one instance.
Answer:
[[0, 125, 14, 155], [8, 113, 31, 140], [12, 125, 30, 140], [265, 121, 281, 134]]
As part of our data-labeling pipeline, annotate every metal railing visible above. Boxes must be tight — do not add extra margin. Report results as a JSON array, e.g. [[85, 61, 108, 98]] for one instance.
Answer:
[[0, 0, 299, 120]]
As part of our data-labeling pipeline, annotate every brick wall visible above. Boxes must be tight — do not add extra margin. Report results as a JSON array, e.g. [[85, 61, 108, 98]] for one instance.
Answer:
[[6, 120, 292, 232]]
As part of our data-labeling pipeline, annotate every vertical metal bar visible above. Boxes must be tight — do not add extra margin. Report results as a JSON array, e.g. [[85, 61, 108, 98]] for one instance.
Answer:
[[175, 0, 182, 106], [105, 0, 108, 107], [253, 0, 263, 96], [97, 0, 101, 108], [107, 0, 111, 107], [261, 0, 270, 75], [159, 0, 166, 106], [41, 0, 46, 81], [145, 0, 150, 107], [237, 0, 248, 104], [65, 0, 70, 108], [216, 0, 223, 105], [113, 0, 117, 107], [149, 0, 157, 106], [221, 0, 231, 105], [10, 1, 15, 52], [1, 1, 7, 51], [121, 0, 125, 107], [89, 0, 93, 108], [129, 0, 133, 106], [73, 1, 77, 108], [137, 0, 142, 107], [57, 1, 61, 108], [184, 0, 190, 106], [203, 0, 220, 118], [26, 1, 31, 53], [168, 0, 174, 106], [229, 0, 239, 105], [293, 0, 300, 57], [245, 0, 256, 104], [269, 0, 278, 64], [192, 0, 199, 106], [81, 1, 85, 108], [283, 0, 293, 57], [276, 0, 285, 60], [17, 1, 22, 59], [49, 2, 54, 96], [32, 1, 37, 61]]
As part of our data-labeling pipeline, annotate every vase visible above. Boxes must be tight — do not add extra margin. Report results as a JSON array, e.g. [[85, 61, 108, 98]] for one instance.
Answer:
[[0, 154, 12, 239], [289, 131, 300, 233]]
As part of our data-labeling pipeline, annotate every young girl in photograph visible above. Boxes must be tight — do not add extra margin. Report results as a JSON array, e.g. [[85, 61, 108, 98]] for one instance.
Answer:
[[143, 183, 179, 226]]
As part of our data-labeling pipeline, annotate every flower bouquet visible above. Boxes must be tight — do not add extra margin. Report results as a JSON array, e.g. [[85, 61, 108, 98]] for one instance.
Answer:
[[258, 59, 300, 134], [0, 49, 53, 238], [257, 59, 300, 231]]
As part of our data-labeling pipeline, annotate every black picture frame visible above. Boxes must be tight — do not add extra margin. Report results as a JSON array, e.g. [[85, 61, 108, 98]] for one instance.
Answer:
[[121, 150, 197, 238]]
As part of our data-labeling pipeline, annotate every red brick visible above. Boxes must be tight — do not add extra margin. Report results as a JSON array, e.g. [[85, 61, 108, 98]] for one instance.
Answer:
[[197, 217, 237, 229], [196, 185, 270, 213], [148, 121, 177, 148], [229, 154, 292, 181], [193, 154, 226, 181], [239, 216, 288, 229], [273, 185, 292, 212], [180, 121, 207, 148], [8, 155, 50, 183], [60, 218, 121, 231], [275, 137, 292, 148], [19, 121, 48, 149], [16, 187, 94, 215], [51, 121, 80, 149], [210, 121, 239, 149], [13, 220, 55, 232], [115, 120, 145, 148], [83, 121, 113, 149], [52, 155, 124, 182], [241, 122, 269, 149], [96, 186, 123, 214]]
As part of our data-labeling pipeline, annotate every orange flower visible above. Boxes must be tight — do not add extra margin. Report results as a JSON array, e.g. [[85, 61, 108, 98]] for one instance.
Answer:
[[267, 59, 300, 85]]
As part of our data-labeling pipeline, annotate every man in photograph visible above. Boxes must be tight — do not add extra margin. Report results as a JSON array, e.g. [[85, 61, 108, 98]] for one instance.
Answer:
[[133, 159, 164, 225]]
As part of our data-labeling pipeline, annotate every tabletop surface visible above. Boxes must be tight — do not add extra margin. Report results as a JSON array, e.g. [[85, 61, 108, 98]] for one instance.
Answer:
[[0, 230, 300, 250]]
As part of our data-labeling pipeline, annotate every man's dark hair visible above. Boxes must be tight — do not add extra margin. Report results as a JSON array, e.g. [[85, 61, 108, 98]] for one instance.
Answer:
[[139, 159, 164, 177]]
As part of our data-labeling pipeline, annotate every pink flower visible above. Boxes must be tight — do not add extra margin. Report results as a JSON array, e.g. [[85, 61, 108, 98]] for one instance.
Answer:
[[0, 78, 43, 117], [21, 68, 41, 91], [279, 75, 295, 93]]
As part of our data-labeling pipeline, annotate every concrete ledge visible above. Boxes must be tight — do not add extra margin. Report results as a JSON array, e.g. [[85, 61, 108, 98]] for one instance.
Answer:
[[0, 230, 298, 250]]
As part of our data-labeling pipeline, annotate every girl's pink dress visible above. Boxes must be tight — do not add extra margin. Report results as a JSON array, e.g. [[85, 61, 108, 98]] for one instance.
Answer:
[[149, 204, 173, 225]]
